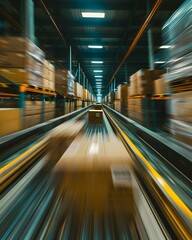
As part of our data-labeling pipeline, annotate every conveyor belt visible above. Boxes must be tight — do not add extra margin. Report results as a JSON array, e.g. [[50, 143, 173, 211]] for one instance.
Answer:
[[1, 106, 191, 239]]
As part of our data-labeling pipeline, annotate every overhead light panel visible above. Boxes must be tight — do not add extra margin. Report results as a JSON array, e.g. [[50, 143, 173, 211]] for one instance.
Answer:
[[159, 45, 171, 49], [95, 79, 102, 81], [93, 70, 103, 72], [88, 46, 103, 49], [91, 61, 103, 64], [95, 76, 103, 78], [155, 61, 165, 64], [82, 12, 105, 18]]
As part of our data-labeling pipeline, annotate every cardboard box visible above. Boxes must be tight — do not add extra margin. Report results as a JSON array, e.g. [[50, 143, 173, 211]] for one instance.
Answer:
[[154, 78, 166, 95], [93, 104, 102, 110], [117, 84, 128, 100], [0, 108, 22, 136], [83, 88, 88, 100], [88, 110, 103, 124], [53, 134, 134, 215]]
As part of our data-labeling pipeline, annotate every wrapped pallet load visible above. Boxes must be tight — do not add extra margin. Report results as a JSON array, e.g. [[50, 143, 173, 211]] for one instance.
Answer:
[[0, 37, 45, 87], [55, 69, 75, 96]]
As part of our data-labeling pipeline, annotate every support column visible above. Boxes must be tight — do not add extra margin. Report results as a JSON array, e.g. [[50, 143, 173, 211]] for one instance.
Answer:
[[147, 0, 154, 70], [78, 63, 81, 84], [24, 0, 35, 42], [69, 45, 72, 72]]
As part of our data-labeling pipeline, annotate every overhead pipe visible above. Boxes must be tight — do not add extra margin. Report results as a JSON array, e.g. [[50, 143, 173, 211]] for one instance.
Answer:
[[108, 0, 164, 86], [39, 0, 68, 47]]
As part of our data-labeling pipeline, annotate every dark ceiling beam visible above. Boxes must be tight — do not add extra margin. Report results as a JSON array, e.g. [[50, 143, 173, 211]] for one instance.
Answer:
[[48, 1, 146, 11], [36, 19, 140, 29]]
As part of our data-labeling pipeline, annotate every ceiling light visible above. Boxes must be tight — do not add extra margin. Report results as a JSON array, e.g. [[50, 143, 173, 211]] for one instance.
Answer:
[[82, 12, 105, 18], [95, 76, 103, 78], [155, 61, 165, 64], [159, 45, 171, 49], [96, 83, 102, 85], [93, 70, 103, 72], [95, 79, 102, 81], [91, 61, 103, 64], [88, 46, 103, 49]]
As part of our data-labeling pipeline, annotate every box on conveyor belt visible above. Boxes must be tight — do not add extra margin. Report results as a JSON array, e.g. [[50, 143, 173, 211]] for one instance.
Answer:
[[0, 108, 22, 136], [0, 37, 45, 63], [93, 104, 102, 110], [88, 110, 103, 124], [170, 91, 192, 123], [0, 68, 43, 87], [154, 78, 167, 95], [53, 135, 134, 215], [48, 120, 84, 163]]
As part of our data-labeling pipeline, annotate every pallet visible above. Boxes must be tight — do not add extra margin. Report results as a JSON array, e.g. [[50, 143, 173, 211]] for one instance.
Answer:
[[151, 94, 171, 100], [172, 85, 192, 92], [128, 95, 147, 99]]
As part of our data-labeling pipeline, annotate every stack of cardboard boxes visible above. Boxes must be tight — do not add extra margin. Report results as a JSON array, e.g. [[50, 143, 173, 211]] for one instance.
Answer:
[[44, 100, 55, 121], [114, 84, 128, 115], [162, 0, 192, 145], [43, 60, 55, 90], [24, 100, 42, 128], [0, 37, 45, 87], [129, 69, 164, 96], [55, 69, 75, 96], [127, 69, 166, 128], [74, 82, 83, 99]]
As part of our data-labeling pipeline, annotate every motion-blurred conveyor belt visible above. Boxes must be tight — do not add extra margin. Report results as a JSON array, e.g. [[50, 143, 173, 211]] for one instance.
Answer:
[[1, 105, 192, 239]]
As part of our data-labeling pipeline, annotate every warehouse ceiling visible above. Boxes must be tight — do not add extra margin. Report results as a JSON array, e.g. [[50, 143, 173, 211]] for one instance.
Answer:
[[0, 0, 184, 96]]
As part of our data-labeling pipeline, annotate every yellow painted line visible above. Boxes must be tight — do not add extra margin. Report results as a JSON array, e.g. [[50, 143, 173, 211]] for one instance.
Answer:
[[0, 138, 47, 173], [107, 113, 192, 218]]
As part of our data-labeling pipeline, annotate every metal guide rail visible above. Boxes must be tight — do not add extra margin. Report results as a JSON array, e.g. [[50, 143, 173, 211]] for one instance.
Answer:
[[103, 105, 192, 239]]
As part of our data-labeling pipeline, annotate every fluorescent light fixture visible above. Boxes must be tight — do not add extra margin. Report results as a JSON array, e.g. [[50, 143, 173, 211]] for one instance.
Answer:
[[93, 70, 103, 72], [95, 76, 103, 78], [159, 45, 171, 49], [82, 12, 105, 18], [95, 79, 102, 81], [96, 83, 102, 85], [155, 61, 165, 64], [91, 61, 103, 64], [88, 46, 103, 49]]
